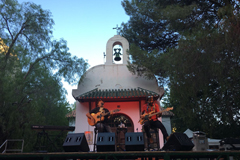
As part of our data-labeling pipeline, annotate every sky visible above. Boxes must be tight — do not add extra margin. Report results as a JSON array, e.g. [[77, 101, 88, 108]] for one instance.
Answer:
[[17, 0, 130, 104]]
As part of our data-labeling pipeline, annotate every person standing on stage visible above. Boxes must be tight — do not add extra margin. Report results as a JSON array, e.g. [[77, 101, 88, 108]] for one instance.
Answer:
[[141, 95, 169, 143], [86, 99, 112, 132]]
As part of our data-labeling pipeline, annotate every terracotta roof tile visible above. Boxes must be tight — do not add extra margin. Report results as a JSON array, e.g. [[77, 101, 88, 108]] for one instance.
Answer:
[[74, 87, 160, 102]]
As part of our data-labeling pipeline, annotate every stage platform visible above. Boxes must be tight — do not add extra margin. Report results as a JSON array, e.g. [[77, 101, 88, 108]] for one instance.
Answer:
[[0, 150, 240, 160]]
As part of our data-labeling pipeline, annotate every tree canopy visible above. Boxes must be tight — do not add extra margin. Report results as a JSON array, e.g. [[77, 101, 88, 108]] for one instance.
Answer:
[[0, 0, 88, 151], [121, 0, 240, 138]]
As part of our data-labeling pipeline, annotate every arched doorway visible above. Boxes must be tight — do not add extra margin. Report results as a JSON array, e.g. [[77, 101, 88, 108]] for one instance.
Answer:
[[109, 113, 134, 132], [108, 113, 134, 151]]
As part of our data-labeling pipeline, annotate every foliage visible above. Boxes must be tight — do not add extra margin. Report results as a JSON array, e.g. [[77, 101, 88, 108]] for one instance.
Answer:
[[127, 43, 169, 84], [0, 0, 88, 151], [121, 0, 240, 138], [168, 18, 240, 138], [121, 0, 179, 52]]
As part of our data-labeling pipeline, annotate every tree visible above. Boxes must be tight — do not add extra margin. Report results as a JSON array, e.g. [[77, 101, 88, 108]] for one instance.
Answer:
[[168, 16, 240, 138], [121, 0, 238, 81], [0, 0, 88, 83], [0, 0, 88, 151], [121, 0, 240, 138], [121, 0, 179, 52]]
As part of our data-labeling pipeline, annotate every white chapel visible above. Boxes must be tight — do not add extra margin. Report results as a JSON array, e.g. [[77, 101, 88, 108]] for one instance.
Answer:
[[70, 34, 173, 151]]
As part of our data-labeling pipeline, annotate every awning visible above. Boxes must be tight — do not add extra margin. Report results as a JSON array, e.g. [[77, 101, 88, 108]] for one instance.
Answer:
[[74, 87, 160, 102]]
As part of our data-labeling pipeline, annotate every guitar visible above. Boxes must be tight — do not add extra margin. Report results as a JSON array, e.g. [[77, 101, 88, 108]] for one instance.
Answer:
[[88, 109, 121, 126], [138, 107, 173, 125]]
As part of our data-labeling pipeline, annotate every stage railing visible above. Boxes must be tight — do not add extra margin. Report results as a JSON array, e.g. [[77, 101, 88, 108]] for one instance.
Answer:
[[0, 139, 24, 153], [0, 151, 240, 160]]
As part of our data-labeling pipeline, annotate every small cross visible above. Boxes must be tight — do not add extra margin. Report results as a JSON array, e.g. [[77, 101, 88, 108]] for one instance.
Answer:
[[113, 24, 121, 35]]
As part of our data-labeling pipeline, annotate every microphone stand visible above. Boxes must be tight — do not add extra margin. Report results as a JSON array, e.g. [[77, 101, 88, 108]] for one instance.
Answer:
[[99, 114, 103, 132]]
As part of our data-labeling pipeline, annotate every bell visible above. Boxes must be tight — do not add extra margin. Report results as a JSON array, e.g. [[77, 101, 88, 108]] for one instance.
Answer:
[[114, 48, 122, 61]]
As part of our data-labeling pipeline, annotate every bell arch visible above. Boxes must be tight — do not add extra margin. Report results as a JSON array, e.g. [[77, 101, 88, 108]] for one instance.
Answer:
[[105, 35, 129, 65]]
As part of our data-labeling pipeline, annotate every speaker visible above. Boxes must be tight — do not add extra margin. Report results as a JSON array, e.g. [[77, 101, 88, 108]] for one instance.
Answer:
[[162, 132, 194, 151], [125, 132, 145, 151], [63, 133, 89, 152], [96, 132, 116, 152]]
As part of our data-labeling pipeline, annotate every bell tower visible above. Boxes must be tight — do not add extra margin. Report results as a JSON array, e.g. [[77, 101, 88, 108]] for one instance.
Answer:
[[105, 35, 129, 65]]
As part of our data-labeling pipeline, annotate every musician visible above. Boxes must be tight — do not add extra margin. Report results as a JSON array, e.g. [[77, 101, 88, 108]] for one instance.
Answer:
[[141, 95, 169, 143], [86, 99, 112, 132]]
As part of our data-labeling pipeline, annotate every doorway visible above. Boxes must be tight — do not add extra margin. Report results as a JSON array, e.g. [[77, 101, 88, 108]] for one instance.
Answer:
[[109, 113, 134, 151]]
